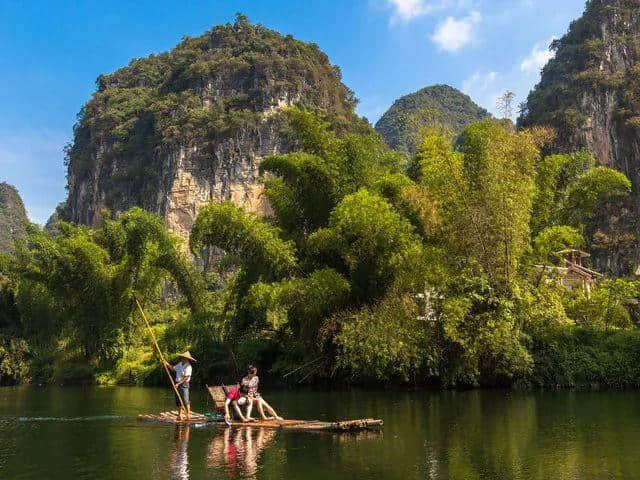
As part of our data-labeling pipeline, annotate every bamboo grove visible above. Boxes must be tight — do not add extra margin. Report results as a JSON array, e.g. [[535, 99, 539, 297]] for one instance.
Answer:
[[1, 109, 640, 388]]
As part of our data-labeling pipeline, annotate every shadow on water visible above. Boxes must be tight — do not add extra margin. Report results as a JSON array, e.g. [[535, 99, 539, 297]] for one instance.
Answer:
[[170, 420, 373, 480]]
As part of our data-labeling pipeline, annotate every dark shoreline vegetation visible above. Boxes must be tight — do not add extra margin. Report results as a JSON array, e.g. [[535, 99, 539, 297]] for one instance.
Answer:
[[2, 11, 640, 391], [2, 108, 640, 390]]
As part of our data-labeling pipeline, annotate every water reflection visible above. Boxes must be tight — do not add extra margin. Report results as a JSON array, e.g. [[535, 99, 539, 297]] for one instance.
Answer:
[[170, 424, 190, 480], [207, 427, 277, 479], [3, 387, 640, 480]]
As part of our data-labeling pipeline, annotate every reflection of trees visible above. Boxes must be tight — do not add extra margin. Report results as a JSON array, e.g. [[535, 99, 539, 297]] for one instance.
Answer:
[[207, 427, 276, 479], [421, 391, 640, 479], [303, 390, 640, 480], [170, 424, 190, 480]]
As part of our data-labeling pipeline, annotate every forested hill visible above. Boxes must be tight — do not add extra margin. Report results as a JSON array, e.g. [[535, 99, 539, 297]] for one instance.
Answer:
[[62, 14, 363, 245], [375, 85, 491, 154], [0, 183, 28, 253], [518, 0, 640, 274]]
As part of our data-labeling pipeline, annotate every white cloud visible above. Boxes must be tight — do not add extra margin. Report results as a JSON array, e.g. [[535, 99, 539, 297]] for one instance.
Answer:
[[386, 0, 431, 21], [431, 11, 481, 52], [520, 38, 555, 73], [385, 0, 468, 23]]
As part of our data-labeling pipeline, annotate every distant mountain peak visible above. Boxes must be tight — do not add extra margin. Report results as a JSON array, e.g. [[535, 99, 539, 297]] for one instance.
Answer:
[[0, 182, 29, 253], [375, 84, 491, 154]]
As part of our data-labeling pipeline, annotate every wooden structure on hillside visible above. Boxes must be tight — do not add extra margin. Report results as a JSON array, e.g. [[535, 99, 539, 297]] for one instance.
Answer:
[[535, 249, 603, 296], [557, 249, 603, 295]]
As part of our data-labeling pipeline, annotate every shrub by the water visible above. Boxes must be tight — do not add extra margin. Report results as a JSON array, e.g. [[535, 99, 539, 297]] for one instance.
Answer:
[[530, 326, 640, 388]]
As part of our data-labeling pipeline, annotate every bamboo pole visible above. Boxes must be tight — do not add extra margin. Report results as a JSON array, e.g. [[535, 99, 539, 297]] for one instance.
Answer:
[[134, 296, 186, 412]]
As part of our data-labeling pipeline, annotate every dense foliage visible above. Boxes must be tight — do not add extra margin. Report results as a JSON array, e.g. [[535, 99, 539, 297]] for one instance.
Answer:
[[375, 85, 491, 154], [528, 151, 638, 275], [518, 0, 640, 277], [518, 1, 640, 277], [0, 183, 28, 254], [0, 208, 204, 384], [177, 111, 640, 387], [3, 106, 640, 387], [3, 106, 640, 388]]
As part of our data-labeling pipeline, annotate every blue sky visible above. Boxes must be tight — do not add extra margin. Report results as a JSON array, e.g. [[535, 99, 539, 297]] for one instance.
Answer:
[[0, 0, 586, 224]]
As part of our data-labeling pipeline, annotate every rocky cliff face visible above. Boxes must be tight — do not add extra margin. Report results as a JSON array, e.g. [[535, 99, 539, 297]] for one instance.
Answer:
[[63, 15, 358, 251], [375, 84, 491, 154], [0, 183, 28, 253], [520, 0, 640, 273], [66, 110, 282, 244], [520, 0, 640, 192]]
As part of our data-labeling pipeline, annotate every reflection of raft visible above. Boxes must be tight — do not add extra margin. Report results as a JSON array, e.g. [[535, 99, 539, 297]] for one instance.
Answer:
[[137, 411, 383, 432]]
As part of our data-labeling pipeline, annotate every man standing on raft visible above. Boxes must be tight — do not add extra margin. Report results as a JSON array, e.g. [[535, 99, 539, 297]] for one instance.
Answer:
[[164, 351, 196, 421]]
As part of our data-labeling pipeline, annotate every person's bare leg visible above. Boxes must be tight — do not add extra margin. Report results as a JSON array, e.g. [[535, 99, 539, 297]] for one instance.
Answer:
[[177, 405, 183, 421], [261, 399, 282, 420], [246, 397, 254, 420], [256, 398, 267, 420], [233, 402, 247, 421], [186, 404, 191, 421]]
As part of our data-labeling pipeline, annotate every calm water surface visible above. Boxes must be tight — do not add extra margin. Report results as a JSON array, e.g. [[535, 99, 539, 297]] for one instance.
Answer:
[[1, 386, 639, 479]]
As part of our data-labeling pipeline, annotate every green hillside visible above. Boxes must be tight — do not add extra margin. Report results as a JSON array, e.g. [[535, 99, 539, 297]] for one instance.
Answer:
[[375, 84, 491, 153], [0, 183, 28, 253]]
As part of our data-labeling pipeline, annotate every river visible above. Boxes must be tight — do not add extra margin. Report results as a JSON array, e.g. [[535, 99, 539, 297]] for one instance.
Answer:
[[1, 386, 639, 479]]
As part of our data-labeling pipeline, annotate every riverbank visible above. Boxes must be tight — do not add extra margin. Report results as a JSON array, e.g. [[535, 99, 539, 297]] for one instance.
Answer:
[[5, 323, 640, 391]]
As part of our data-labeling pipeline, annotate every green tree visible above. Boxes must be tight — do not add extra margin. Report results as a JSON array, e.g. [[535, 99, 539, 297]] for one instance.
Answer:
[[260, 152, 336, 238], [417, 121, 538, 289], [245, 268, 350, 370], [261, 107, 404, 243], [533, 226, 585, 264], [308, 189, 420, 302], [562, 166, 632, 225], [190, 201, 296, 283], [564, 279, 640, 330], [334, 293, 428, 382], [530, 153, 592, 235], [11, 208, 197, 364]]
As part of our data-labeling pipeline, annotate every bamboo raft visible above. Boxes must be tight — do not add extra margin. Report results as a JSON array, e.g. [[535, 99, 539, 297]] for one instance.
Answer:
[[137, 411, 213, 425], [137, 410, 383, 432]]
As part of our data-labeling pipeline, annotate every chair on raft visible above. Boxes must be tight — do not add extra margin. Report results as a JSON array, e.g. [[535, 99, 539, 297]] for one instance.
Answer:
[[206, 384, 238, 414]]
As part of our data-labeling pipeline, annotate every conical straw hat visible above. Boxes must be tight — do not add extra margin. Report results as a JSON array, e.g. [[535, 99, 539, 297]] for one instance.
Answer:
[[178, 351, 197, 362]]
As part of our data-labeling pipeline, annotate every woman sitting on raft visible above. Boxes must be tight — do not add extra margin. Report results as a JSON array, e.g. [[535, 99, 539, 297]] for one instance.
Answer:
[[241, 365, 283, 421]]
